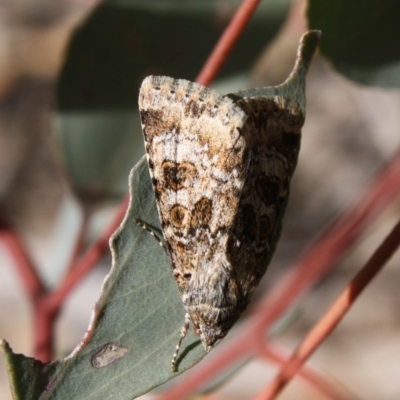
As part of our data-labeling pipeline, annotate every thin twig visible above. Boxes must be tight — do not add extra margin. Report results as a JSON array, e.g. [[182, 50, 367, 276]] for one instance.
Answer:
[[33, 299, 57, 363], [0, 228, 44, 300], [67, 210, 89, 269], [258, 342, 348, 400], [196, 0, 262, 86], [47, 194, 130, 309], [257, 219, 400, 400]]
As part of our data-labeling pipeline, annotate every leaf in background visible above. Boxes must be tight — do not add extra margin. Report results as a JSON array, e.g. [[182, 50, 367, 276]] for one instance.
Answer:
[[307, 0, 400, 88], [2, 31, 320, 400], [56, 0, 290, 202]]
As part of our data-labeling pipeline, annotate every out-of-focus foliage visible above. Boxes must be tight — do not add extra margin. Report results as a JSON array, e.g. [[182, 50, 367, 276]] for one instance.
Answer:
[[307, 0, 400, 88]]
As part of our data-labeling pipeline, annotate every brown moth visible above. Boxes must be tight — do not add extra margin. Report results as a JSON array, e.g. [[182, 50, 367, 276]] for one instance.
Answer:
[[138, 75, 303, 371]]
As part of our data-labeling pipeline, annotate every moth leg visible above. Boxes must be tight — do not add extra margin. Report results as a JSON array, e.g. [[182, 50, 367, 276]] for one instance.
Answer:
[[133, 218, 166, 250], [171, 312, 191, 372]]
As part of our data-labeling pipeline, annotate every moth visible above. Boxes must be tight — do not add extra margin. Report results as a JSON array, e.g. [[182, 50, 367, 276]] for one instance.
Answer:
[[138, 75, 303, 371]]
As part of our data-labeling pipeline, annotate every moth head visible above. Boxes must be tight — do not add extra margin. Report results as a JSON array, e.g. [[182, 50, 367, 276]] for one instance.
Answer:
[[170, 309, 231, 371], [190, 306, 239, 352], [194, 321, 223, 351], [186, 260, 243, 350]]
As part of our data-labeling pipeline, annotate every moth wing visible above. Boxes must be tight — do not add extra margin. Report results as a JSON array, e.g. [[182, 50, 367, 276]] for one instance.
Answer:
[[226, 96, 304, 300], [138, 76, 248, 291]]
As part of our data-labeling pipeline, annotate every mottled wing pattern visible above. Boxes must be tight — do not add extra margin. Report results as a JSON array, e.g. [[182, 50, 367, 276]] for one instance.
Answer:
[[227, 96, 303, 302], [138, 76, 248, 295], [138, 75, 305, 371]]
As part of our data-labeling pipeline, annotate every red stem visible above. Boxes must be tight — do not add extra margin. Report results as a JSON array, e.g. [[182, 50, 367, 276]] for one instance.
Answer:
[[258, 343, 348, 400], [0, 228, 44, 301], [0, 227, 55, 361], [258, 219, 400, 400], [1, 193, 129, 362], [68, 211, 89, 269], [35, 194, 129, 361], [48, 193, 130, 309], [33, 300, 58, 363], [195, 0, 262, 86]]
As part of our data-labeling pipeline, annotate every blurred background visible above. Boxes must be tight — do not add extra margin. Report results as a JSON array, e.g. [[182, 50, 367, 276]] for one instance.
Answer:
[[0, 0, 399, 399]]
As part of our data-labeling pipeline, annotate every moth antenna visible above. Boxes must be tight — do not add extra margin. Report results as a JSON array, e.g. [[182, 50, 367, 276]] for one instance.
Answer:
[[134, 218, 165, 250], [171, 313, 191, 372]]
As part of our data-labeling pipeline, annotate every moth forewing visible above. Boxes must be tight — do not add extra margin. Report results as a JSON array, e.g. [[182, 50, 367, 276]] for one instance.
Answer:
[[139, 76, 303, 371]]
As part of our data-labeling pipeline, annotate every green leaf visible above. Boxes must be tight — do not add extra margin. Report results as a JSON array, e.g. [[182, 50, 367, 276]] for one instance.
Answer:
[[1, 340, 60, 400], [231, 31, 321, 116], [2, 158, 205, 400], [307, 0, 400, 88], [2, 31, 320, 400], [56, 0, 290, 201]]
